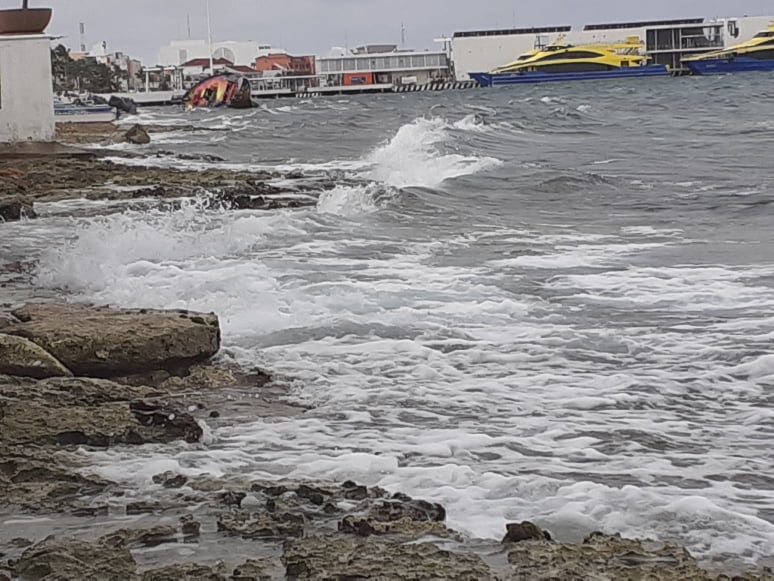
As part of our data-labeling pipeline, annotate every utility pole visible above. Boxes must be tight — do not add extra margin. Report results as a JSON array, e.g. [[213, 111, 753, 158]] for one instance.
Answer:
[[187, 14, 192, 40], [206, 0, 214, 74]]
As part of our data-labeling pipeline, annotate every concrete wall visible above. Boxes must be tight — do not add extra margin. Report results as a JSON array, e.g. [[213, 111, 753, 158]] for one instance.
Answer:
[[0, 35, 54, 143]]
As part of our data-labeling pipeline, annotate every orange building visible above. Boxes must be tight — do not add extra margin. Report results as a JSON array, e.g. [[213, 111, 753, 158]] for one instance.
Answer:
[[254, 53, 316, 76]]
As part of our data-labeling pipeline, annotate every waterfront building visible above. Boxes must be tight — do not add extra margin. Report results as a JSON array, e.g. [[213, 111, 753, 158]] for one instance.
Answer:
[[255, 54, 316, 76], [452, 15, 774, 80], [316, 44, 452, 88], [157, 39, 281, 68]]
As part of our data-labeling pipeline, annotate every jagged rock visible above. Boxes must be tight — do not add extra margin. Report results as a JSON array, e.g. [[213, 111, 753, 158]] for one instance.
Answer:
[[217, 510, 305, 540], [0, 376, 201, 448], [506, 531, 717, 580], [0, 445, 110, 512], [231, 559, 277, 581], [368, 493, 446, 523], [6, 303, 220, 378], [0, 374, 163, 407], [142, 563, 226, 581], [0, 312, 20, 331], [341, 480, 369, 500], [101, 526, 177, 549], [338, 515, 454, 539], [502, 521, 551, 543], [180, 515, 201, 539], [0, 333, 73, 379], [0, 196, 35, 221], [0, 398, 200, 447], [123, 123, 150, 145], [152, 471, 188, 489], [108, 96, 138, 116], [129, 400, 203, 444], [282, 538, 494, 580], [14, 536, 137, 580]]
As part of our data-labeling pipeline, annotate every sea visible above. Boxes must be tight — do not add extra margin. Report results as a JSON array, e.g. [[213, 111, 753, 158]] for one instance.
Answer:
[[4, 74, 774, 568]]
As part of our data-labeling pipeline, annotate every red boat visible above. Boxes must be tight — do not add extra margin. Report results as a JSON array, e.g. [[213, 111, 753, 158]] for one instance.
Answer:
[[182, 73, 253, 110]]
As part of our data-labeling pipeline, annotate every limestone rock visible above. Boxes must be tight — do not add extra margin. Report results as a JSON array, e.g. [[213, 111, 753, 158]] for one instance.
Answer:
[[506, 531, 717, 580], [7, 303, 220, 378], [282, 537, 495, 580], [231, 559, 277, 581], [0, 333, 73, 379], [338, 515, 455, 539], [123, 123, 151, 145], [502, 521, 551, 543], [0, 444, 110, 512], [0, 377, 202, 447], [217, 510, 305, 540], [0, 195, 35, 221], [101, 525, 177, 549], [368, 492, 446, 523], [142, 564, 225, 581], [14, 536, 137, 581]]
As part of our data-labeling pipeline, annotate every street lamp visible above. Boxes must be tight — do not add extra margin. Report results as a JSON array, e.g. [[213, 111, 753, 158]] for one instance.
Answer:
[[205, 0, 214, 75]]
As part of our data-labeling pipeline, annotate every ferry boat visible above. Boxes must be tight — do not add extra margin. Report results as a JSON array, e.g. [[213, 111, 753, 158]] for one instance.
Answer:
[[682, 24, 774, 75], [470, 36, 669, 86]]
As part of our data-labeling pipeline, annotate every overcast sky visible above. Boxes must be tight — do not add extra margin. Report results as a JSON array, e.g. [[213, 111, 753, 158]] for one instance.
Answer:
[[18, 0, 773, 64]]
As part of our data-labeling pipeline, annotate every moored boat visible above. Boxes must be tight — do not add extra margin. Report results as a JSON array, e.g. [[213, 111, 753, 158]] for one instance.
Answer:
[[471, 36, 669, 86], [53, 102, 117, 123], [682, 23, 774, 75]]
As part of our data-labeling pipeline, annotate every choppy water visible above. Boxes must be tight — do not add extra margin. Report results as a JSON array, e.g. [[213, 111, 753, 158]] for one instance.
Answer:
[[4, 74, 774, 568]]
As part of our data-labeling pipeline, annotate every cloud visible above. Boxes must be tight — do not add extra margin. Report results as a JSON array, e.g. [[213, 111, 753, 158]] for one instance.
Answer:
[[37, 0, 773, 65]]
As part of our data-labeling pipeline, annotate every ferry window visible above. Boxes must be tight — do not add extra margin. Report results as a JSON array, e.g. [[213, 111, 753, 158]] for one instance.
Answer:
[[537, 62, 614, 72], [750, 49, 774, 59]]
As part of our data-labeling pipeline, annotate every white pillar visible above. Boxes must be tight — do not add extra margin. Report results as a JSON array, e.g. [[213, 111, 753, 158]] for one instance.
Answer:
[[0, 35, 55, 143]]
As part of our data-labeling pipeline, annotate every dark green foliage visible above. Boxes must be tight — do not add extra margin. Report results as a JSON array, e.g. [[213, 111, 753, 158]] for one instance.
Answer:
[[50, 44, 126, 93]]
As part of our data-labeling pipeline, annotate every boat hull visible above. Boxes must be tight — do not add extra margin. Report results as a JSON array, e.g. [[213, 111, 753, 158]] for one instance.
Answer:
[[54, 104, 117, 124], [470, 65, 669, 87], [684, 56, 774, 75]]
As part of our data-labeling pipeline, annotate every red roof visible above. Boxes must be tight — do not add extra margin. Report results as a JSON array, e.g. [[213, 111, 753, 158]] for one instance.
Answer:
[[228, 65, 255, 73], [182, 57, 233, 67]]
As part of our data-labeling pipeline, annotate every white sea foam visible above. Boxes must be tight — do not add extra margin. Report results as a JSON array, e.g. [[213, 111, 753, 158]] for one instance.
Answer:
[[365, 116, 501, 188], [17, 98, 774, 568]]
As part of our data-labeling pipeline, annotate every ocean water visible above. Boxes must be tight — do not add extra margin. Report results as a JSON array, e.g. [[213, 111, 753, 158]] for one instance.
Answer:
[[5, 74, 774, 568]]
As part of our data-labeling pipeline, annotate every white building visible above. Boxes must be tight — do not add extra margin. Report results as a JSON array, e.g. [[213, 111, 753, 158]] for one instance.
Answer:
[[0, 34, 55, 143], [452, 15, 774, 80], [157, 39, 282, 67], [317, 45, 452, 87]]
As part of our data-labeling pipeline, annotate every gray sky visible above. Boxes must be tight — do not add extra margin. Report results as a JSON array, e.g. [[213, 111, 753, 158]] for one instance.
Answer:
[[26, 0, 774, 64]]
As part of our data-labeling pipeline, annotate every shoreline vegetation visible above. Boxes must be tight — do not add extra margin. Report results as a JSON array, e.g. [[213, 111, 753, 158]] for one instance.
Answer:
[[1, 123, 772, 580]]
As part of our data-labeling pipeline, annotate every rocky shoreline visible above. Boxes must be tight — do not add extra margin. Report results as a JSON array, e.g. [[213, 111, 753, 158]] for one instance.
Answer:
[[1, 124, 773, 580]]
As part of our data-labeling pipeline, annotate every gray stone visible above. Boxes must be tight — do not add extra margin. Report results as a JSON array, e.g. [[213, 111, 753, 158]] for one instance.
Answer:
[[0, 333, 73, 379], [7, 303, 220, 378]]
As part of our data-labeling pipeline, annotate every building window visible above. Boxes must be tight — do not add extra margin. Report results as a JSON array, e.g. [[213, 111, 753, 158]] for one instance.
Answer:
[[178, 49, 188, 64]]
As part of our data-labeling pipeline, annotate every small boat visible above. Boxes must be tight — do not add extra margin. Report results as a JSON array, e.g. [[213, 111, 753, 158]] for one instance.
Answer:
[[182, 73, 253, 110], [471, 35, 669, 86], [682, 24, 774, 75], [54, 102, 117, 123]]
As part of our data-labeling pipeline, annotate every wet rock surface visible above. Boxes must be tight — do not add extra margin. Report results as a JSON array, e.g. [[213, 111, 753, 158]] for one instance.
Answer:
[[3, 135, 774, 581], [6, 303, 221, 378], [14, 536, 136, 581], [0, 334, 72, 379], [282, 537, 495, 580], [0, 196, 35, 222]]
